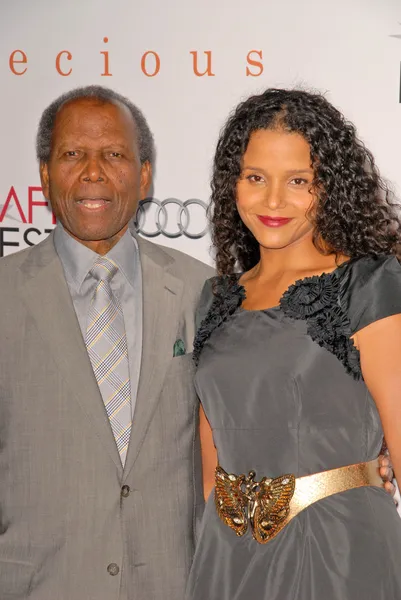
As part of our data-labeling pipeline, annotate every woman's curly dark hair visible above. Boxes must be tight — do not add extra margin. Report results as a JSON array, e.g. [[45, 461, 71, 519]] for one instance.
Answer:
[[210, 88, 401, 274]]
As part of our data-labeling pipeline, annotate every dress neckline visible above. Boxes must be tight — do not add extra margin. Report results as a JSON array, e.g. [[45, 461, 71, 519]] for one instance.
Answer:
[[238, 259, 352, 314], [193, 257, 362, 377]]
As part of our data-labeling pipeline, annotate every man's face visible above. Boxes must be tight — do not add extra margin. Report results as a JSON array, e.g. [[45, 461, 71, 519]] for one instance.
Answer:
[[40, 97, 151, 254]]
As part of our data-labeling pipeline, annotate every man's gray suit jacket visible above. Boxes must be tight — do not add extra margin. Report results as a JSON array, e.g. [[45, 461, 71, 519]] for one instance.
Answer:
[[0, 231, 213, 600]]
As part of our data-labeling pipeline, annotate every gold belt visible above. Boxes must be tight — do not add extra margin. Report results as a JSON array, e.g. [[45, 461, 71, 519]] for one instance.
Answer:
[[215, 458, 383, 544]]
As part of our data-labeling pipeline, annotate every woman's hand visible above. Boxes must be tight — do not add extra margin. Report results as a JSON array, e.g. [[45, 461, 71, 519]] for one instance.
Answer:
[[379, 453, 397, 504]]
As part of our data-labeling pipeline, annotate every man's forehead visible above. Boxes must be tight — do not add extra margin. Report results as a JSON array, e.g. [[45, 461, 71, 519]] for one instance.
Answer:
[[53, 97, 138, 143], [55, 97, 134, 129]]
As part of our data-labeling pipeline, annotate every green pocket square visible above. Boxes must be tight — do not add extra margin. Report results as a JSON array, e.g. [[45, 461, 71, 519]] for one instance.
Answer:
[[173, 339, 186, 357]]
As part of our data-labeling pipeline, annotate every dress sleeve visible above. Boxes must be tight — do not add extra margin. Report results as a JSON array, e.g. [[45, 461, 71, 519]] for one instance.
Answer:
[[342, 255, 401, 335]]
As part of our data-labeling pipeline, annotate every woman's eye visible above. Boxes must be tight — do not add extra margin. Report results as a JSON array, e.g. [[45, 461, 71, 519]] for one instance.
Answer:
[[290, 177, 308, 185], [246, 174, 264, 183]]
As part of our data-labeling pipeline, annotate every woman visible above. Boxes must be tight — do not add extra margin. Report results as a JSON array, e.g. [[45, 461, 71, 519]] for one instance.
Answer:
[[187, 88, 401, 599]]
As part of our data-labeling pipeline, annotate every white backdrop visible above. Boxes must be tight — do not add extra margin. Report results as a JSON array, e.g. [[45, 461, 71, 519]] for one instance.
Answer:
[[0, 0, 400, 510], [0, 0, 400, 265]]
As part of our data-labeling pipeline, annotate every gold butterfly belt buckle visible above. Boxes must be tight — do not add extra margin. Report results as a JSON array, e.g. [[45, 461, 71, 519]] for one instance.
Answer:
[[215, 466, 296, 544]]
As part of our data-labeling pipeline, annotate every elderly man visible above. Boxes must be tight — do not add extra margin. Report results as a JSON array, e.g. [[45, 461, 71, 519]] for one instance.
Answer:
[[0, 85, 211, 600], [0, 86, 395, 600]]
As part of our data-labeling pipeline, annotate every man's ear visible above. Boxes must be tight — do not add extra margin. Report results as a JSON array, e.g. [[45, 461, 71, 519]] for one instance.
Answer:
[[139, 161, 152, 199], [40, 162, 50, 200]]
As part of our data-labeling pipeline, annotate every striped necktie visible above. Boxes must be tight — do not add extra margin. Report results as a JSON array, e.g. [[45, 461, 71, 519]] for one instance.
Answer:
[[85, 257, 132, 466]]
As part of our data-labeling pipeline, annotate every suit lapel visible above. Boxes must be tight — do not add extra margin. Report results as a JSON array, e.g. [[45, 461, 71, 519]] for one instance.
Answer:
[[21, 234, 122, 473], [123, 237, 183, 478]]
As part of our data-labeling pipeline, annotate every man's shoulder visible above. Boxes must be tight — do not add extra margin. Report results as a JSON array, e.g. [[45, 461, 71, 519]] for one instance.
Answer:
[[157, 244, 214, 278], [0, 234, 56, 280], [138, 237, 214, 283], [0, 243, 39, 273]]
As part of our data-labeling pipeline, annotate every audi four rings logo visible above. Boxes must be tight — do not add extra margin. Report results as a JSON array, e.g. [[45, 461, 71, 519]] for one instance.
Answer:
[[135, 198, 209, 239]]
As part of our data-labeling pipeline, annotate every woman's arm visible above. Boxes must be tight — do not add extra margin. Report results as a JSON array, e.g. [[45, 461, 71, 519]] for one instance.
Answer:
[[355, 313, 401, 483], [199, 404, 218, 502]]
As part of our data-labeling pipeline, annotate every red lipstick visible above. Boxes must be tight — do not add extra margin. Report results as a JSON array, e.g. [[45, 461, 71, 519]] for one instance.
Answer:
[[257, 215, 292, 228]]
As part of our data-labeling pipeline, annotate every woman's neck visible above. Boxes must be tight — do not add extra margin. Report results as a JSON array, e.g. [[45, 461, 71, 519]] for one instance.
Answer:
[[252, 237, 342, 283]]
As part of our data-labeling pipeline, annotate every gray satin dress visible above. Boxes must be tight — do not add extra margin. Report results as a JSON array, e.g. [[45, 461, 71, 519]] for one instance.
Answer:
[[186, 255, 401, 600]]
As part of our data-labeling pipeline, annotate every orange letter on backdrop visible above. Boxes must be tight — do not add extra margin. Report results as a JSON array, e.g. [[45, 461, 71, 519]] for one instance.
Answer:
[[0, 187, 27, 223], [28, 187, 56, 224], [141, 51, 160, 77], [9, 50, 27, 75], [246, 50, 263, 77], [100, 37, 112, 76], [190, 51, 215, 77], [56, 51, 72, 76]]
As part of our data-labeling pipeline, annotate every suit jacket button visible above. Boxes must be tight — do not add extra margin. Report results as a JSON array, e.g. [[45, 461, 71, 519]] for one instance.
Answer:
[[107, 563, 120, 576], [121, 485, 130, 498]]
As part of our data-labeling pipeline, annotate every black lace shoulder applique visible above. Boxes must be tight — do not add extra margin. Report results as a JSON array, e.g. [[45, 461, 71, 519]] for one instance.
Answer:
[[280, 265, 361, 380], [193, 275, 245, 366]]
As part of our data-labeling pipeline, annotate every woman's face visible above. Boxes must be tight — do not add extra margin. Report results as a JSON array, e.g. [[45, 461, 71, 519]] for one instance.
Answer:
[[236, 128, 317, 251]]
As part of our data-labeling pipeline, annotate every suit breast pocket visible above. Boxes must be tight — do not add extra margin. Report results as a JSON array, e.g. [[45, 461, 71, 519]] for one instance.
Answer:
[[0, 559, 35, 599]]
